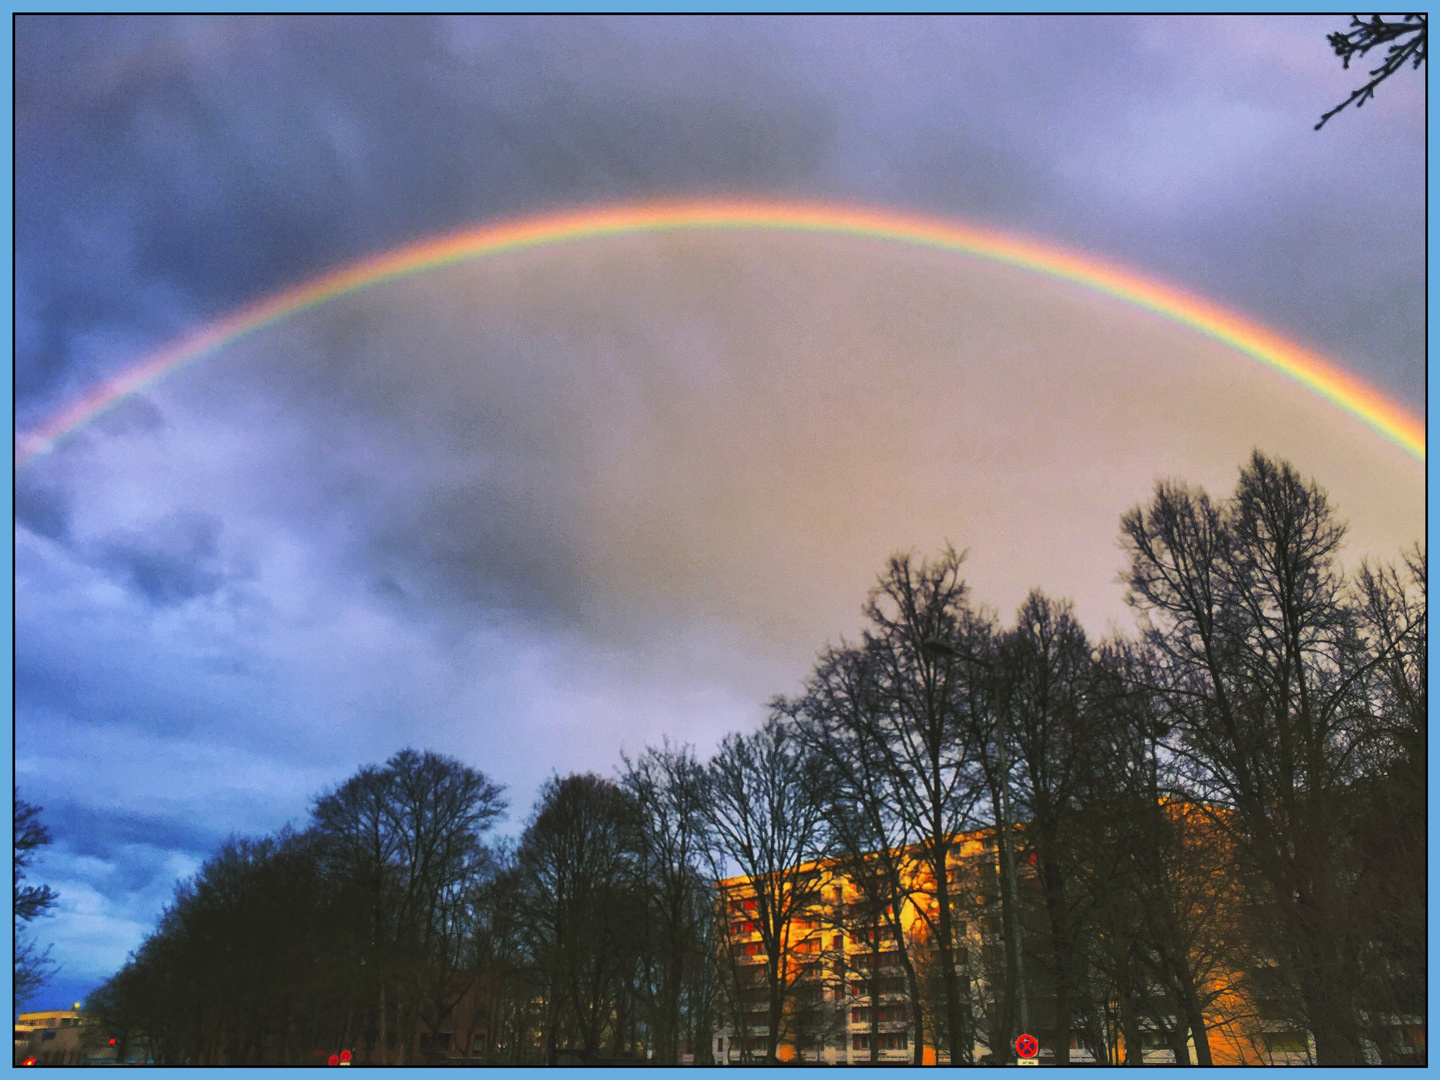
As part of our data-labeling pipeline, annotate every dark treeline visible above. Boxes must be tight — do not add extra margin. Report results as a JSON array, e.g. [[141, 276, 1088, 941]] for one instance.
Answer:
[[86, 453, 1424, 1066]]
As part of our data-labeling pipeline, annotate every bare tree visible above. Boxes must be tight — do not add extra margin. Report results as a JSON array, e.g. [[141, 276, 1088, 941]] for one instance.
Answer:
[[1000, 591, 1102, 1066], [1346, 549, 1426, 1063], [518, 773, 640, 1065], [1316, 14, 1426, 128], [465, 846, 533, 1063], [1080, 643, 1248, 1067], [621, 741, 711, 1065], [704, 717, 829, 1065], [784, 642, 928, 1064], [1120, 451, 1398, 1066], [14, 799, 58, 1009], [312, 749, 504, 1065], [386, 750, 505, 1062], [858, 547, 989, 1063]]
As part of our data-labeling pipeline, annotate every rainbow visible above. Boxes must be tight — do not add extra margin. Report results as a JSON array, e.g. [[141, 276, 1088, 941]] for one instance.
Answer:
[[15, 200, 1425, 465]]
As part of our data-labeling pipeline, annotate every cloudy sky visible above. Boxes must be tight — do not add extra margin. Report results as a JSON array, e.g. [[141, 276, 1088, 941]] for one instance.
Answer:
[[13, 15, 1425, 1010]]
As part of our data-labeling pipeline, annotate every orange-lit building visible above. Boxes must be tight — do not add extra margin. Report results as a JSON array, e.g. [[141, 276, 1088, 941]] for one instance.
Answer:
[[711, 833, 1025, 1066], [708, 811, 1355, 1068]]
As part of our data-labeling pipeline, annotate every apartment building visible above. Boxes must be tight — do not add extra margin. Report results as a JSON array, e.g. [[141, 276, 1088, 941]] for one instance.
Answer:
[[707, 822, 1345, 1067], [711, 835, 1006, 1066]]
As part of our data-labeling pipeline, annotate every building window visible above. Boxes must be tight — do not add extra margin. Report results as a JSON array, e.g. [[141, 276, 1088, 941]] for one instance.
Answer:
[[1264, 1032, 1309, 1055]]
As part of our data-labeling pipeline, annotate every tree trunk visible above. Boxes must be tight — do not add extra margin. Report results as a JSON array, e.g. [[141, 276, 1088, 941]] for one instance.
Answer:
[[1167, 1026, 1191, 1065], [377, 982, 387, 1067], [664, 947, 685, 1065], [1174, 960, 1211, 1066], [932, 847, 966, 1065], [899, 936, 925, 1065], [767, 955, 782, 1065], [395, 990, 409, 1067], [1042, 859, 1071, 1067], [1118, 983, 1142, 1066], [992, 827, 1023, 1064], [1301, 978, 1365, 1066]]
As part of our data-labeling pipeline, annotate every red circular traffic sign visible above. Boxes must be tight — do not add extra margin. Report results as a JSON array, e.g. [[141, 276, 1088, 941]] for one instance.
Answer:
[[339, 1050, 352, 1063], [1015, 1033, 1039, 1059], [328, 1054, 339, 1066]]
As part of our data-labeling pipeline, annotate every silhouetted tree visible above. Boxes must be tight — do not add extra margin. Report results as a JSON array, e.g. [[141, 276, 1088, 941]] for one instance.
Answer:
[[465, 846, 532, 1063], [858, 547, 990, 1063], [621, 741, 711, 1065], [1120, 451, 1407, 1065], [1346, 548, 1426, 1062], [704, 717, 828, 1065], [1317, 15, 1426, 128], [1001, 591, 1101, 1066], [313, 749, 505, 1065], [14, 799, 58, 1010], [784, 643, 928, 1064], [518, 773, 641, 1065]]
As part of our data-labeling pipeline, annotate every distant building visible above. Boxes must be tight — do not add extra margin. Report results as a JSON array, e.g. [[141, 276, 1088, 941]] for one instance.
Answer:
[[14, 1004, 92, 1067]]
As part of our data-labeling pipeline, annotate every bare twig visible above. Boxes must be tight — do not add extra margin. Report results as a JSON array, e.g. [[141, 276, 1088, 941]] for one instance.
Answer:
[[1316, 14, 1426, 129]]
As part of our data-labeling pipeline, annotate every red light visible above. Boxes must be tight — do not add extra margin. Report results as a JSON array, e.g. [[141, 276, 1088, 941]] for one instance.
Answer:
[[340, 1049, 352, 1063], [22, 1059, 37, 1066], [328, 1054, 339, 1066]]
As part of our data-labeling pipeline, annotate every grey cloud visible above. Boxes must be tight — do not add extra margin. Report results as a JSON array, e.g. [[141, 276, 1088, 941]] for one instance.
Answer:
[[16, 474, 72, 542], [367, 483, 588, 628], [34, 800, 219, 880], [96, 510, 231, 604], [789, 15, 1424, 403], [92, 395, 168, 440], [16, 15, 835, 420]]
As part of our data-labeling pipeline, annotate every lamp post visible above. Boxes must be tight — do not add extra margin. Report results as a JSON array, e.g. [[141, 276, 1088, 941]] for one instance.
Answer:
[[992, 691, 1030, 1043]]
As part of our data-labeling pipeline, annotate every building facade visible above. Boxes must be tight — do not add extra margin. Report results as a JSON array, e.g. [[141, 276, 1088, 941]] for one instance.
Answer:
[[708, 822, 1341, 1067]]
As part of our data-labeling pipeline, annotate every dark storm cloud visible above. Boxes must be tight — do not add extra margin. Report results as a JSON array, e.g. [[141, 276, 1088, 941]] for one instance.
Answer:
[[15, 15, 835, 422], [35, 799, 219, 872], [16, 474, 72, 542], [96, 510, 231, 604]]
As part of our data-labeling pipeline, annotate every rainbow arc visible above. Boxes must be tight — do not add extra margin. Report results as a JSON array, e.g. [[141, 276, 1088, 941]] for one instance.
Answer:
[[14, 200, 1425, 465]]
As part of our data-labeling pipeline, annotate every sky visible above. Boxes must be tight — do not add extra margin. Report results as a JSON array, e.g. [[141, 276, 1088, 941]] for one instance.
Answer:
[[12, 15, 1425, 1011]]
